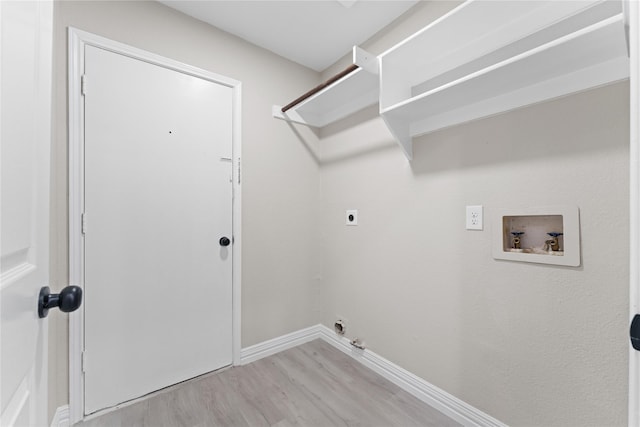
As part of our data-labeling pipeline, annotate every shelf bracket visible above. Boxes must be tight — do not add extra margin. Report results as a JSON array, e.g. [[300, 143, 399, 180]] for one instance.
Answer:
[[380, 113, 412, 160], [272, 105, 313, 126]]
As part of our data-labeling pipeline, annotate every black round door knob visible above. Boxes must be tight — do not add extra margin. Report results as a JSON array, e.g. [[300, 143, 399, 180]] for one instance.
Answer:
[[219, 237, 231, 247], [38, 285, 83, 318]]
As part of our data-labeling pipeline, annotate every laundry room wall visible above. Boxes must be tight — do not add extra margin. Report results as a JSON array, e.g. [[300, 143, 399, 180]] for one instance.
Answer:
[[50, 0, 322, 417], [48, 1, 632, 425], [318, 2, 630, 426]]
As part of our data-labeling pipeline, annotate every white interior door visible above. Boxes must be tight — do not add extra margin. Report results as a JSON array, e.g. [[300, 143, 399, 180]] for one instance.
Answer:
[[0, 1, 52, 426], [83, 45, 233, 415], [630, 0, 640, 425]]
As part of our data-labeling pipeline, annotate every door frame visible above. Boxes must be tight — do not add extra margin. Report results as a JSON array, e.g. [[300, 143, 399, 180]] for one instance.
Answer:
[[67, 28, 242, 424], [630, 0, 640, 425]]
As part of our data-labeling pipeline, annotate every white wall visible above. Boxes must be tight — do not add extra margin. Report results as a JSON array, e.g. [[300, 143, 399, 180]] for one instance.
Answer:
[[317, 2, 630, 426], [49, 0, 322, 418], [48, 1, 631, 425]]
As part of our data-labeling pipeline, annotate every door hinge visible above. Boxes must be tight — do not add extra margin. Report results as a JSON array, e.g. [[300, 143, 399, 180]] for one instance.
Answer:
[[81, 212, 87, 234], [81, 351, 87, 373], [81, 75, 87, 96], [237, 158, 241, 185], [220, 157, 233, 183]]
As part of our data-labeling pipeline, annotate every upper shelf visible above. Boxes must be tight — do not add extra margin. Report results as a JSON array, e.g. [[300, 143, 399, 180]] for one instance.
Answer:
[[273, 46, 378, 127], [272, 0, 630, 161], [379, 0, 629, 159]]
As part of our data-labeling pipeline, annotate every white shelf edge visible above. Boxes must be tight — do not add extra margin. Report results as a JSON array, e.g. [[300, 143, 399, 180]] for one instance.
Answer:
[[378, 0, 473, 59], [378, 0, 605, 92], [409, 56, 629, 138], [381, 14, 624, 116], [273, 46, 378, 128], [380, 12, 627, 161]]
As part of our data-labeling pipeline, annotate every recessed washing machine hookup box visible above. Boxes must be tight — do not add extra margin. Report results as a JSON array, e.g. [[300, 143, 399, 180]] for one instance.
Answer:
[[492, 206, 580, 267]]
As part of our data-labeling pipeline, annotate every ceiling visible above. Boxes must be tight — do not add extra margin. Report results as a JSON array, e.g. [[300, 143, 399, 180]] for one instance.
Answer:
[[159, 1, 419, 72]]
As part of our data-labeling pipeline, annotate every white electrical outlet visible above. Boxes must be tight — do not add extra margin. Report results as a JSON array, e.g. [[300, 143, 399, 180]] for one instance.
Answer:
[[346, 210, 358, 226], [466, 205, 483, 230]]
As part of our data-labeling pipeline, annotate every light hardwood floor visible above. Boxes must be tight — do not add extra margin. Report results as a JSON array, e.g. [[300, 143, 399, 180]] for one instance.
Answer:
[[77, 339, 460, 427]]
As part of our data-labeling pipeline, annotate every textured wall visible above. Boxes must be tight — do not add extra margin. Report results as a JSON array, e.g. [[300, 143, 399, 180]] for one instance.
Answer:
[[49, 1, 631, 426], [319, 83, 629, 426], [318, 4, 629, 424], [50, 0, 322, 418]]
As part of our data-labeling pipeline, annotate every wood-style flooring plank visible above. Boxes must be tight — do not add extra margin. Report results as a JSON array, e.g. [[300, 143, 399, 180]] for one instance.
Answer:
[[77, 339, 461, 427]]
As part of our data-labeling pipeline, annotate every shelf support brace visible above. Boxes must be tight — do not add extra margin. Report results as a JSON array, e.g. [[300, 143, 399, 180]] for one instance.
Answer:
[[272, 105, 312, 126]]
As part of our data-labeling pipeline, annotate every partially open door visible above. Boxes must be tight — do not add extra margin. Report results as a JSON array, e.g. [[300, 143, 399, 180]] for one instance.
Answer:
[[1, 1, 53, 426]]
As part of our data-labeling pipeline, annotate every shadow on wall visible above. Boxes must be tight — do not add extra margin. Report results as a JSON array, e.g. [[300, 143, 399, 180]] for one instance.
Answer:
[[321, 104, 381, 139], [285, 121, 322, 165], [279, 82, 629, 171], [410, 82, 630, 176], [318, 104, 398, 165], [277, 104, 398, 166]]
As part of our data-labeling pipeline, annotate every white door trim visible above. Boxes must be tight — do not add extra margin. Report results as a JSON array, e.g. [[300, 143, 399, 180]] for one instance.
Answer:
[[67, 27, 242, 425], [630, 0, 639, 425]]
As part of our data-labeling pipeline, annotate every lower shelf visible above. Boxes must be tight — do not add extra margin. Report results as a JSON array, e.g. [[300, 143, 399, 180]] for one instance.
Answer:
[[381, 14, 629, 160]]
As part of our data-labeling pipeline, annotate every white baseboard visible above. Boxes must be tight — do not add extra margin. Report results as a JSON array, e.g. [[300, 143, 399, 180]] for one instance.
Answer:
[[50, 405, 70, 427], [239, 324, 322, 365], [241, 324, 506, 427], [316, 325, 507, 427]]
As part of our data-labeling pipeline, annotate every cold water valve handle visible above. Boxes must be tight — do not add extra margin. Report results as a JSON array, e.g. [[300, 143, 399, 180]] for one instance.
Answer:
[[38, 285, 83, 318]]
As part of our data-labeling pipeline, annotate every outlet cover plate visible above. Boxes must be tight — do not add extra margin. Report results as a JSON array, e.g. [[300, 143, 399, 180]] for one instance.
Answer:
[[466, 205, 483, 230]]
